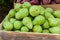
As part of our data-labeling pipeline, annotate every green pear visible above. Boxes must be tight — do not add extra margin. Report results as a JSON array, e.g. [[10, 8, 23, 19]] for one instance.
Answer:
[[8, 9, 16, 17], [14, 3, 22, 12], [15, 30, 20, 32], [22, 2, 31, 9], [4, 15, 10, 21], [14, 29, 20, 32], [48, 18, 58, 27], [53, 10, 60, 18], [43, 29, 49, 33], [14, 21, 22, 30], [33, 25, 42, 33], [56, 18, 60, 25], [49, 26, 60, 34], [43, 20, 49, 29], [3, 21, 13, 31], [45, 11, 54, 19], [29, 5, 40, 17], [22, 17, 33, 29], [45, 8, 53, 13], [10, 18, 16, 24], [21, 26, 29, 32], [15, 8, 29, 19], [38, 6, 45, 15], [33, 15, 45, 25]]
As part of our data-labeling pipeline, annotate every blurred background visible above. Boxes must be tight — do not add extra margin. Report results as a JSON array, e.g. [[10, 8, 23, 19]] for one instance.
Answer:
[[0, 0, 14, 22]]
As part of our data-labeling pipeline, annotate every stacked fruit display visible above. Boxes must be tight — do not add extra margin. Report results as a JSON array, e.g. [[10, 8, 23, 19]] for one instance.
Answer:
[[3, 2, 60, 34], [16, 0, 60, 5]]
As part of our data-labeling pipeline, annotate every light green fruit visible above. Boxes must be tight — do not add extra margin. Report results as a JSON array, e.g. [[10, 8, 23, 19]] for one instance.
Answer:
[[10, 18, 16, 24], [21, 26, 29, 32], [23, 2, 31, 9], [14, 21, 22, 30], [33, 25, 42, 33], [39, 6, 45, 15], [29, 6, 40, 17], [15, 31, 20, 32], [53, 10, 60, 18], [23, 17, 33, 29], [33, 15, 45, 25], [14, 30, 20, 32], [49, 26, 60, 34], [8, 9, 16, 17], [56, 18, 60, 25], [15, 8, 29, 19], [48, 18, 58, 27], [45, 8, 53, 13], [3, 21, 13, 31], [43, 20, 49, 29], [43, 29, 49, 33], [4, 15, 10, 21], [45, 11, 54, 19], [14, 3, 22, 12]]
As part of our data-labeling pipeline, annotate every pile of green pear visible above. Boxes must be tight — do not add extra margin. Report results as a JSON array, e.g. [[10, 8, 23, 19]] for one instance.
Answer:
[[3, 2, 60, 34]]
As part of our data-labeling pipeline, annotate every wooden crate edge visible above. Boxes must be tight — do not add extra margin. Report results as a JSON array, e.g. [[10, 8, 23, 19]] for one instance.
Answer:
[[14, 3, 60, 10]]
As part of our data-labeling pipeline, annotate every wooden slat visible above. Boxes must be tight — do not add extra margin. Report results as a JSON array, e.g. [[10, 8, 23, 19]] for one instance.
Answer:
[[0, 31, 60, 40], [14, 3, 60, 10]]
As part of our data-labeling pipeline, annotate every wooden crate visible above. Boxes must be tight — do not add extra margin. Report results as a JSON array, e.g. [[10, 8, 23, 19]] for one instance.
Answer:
[[1, 3, 60, 40], [0, 31, 60, 40]]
